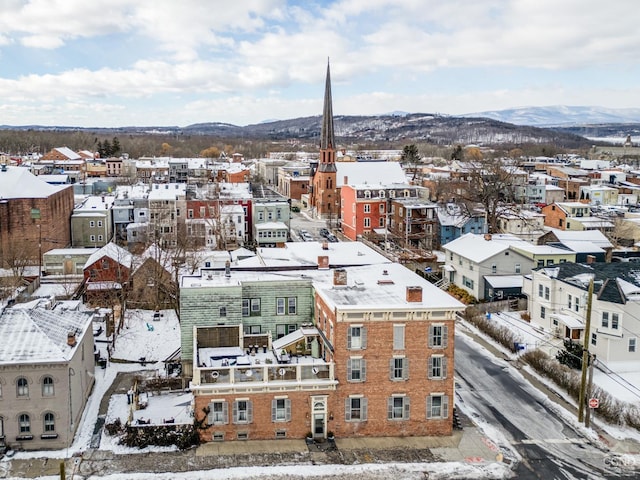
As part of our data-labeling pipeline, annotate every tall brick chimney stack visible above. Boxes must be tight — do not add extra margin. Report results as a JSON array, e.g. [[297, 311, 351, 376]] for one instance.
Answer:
[[406, 286, 423, 303], [333, 268, 347, 286]]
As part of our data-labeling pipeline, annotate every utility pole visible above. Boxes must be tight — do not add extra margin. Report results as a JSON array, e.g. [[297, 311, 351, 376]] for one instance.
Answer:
[[578, 278, 594, 423], [585, 354, 596, 428]]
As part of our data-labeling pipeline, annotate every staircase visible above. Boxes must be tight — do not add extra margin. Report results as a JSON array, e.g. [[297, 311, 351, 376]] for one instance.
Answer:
[[435, 277, 450, 290]]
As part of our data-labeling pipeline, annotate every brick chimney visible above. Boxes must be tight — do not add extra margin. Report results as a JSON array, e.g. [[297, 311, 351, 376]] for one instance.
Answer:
[[333, 268, 347, 286], [322, 240, 329, 250], [406, 286, 423, 303], [484, 234, 492, 241], [67, 331, 77, 347], [318, 255, 329, 269]]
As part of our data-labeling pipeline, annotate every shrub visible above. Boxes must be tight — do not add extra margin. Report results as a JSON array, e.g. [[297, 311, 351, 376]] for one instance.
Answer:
[[105, 418, 123, 436], [464, 312, 518, 353]]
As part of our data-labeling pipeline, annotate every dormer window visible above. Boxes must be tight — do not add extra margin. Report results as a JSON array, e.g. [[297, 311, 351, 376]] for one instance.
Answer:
[[379, 190, 385, 198], [364, 190, 371, 199]]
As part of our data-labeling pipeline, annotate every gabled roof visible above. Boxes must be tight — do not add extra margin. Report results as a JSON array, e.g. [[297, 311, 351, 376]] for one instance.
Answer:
[[544, 228, 614, 249], [52, 147, 81, 160], [84, 242, 133, 270], [442, 233, 529, 263], [0, 308, 93, 364]]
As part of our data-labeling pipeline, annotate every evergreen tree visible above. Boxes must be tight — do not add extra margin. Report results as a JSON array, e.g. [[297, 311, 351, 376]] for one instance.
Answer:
[[111, 137, 121, 157], [556, 339, 584, 369]]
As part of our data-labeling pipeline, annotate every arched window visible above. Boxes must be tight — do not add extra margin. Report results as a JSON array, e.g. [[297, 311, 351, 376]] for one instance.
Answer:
[[44, 412, 55, 432], [42, 376, 54, 397], [19, 413, 30, 433], [379, 190, 385, 198], [364, 190, 371, 199], [17, 377, 28, 397]]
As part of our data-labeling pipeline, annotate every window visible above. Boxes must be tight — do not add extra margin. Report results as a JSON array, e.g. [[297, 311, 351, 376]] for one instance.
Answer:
[[17, 377, 28, 397], [97, 221, 103, 227], [347, 326, 367, 349], [251, 299, 260, 314], [345, 397, 368, 421], [233, 400, 253, 424], [271, 398, 291, 422], [288, 297, 296, 315], [364, 217, 371, 228], [428, 356, 447, 379], [19, 414, 30, 433], [90, 235, 96, 242], [491, 264, 497, 274], [629, 338, 637, 353], [427, 394, 449, 419], [545, 287, 550, 300], [393, 325, 405, 350], [568, 294, 573, 309], [537, 260, 544, 268], [462, 276, 474, 289], [546, 259, 554, 266], [89, 221, 95, 228], [242, 298, 260, 316], [188, 209, 193, 218], [515, 264, 521, 274], [612, 313, 619, 329], [364, 204, 371, 213], [208, 401, 228, 425], [540, 306, 546, 319], [97, 235, 103, 242], [574, 297, 580, 312], [379, 203, 385, 213], [347, 357, 366, 382], [601, 312, 609, 328], [387, 396, 410, 420], [379, 217, 385, 227], [219, 306, 227, 317], [44, 412, 55, 432], [390, 357, 409, 380], [538, 284, 543, 297], [591, 333, 597, 346], [276, 297, 285, 315], [429, 325, 448, 348], [42, 376, 54, 397]]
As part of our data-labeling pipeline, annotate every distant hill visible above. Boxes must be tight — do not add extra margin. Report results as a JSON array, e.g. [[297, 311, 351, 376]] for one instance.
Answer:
[[464, 105, 640, 127]]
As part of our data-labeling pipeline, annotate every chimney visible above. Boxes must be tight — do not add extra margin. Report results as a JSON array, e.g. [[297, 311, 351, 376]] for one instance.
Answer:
[[318, 255, 329, 269], [343, 175, 348, 185], [322, 240, 329, 250], [67, 332, 77, 347], [333, 268, 347, 286], [484, 234, 492, 241], [406, 286, 423, 303]]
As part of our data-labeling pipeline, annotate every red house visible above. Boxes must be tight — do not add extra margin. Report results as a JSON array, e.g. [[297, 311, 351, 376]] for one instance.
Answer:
[[82, 243, 132, 306]]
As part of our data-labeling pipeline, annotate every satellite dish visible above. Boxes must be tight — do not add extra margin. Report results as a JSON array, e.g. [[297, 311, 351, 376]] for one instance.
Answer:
[[312, 367, 319, 375], [279, 368, 286, 376], [245, 369, 253, 377], [211, 371, 219, 378]]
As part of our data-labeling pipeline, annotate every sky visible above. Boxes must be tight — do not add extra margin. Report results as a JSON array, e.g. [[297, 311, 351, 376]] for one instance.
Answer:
[[0, 0, 639, 128]]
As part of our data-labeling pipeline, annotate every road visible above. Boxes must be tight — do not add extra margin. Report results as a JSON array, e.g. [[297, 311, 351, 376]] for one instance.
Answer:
[[289, 211, 336, 242], [455, 329, 626, 479]]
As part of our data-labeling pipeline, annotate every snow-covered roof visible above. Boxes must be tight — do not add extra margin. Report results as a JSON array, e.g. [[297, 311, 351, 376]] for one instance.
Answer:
[[0, 308, 93, 364], [336, 161, 406, 187], [484, 275, 524, 289], [442, 233, 529, 263], [545, 228, 614, 249], [0, 166, 70, 199], [84, 243, 133, 269], [148, 183, 186, 200], [53, 147, 81, 160]]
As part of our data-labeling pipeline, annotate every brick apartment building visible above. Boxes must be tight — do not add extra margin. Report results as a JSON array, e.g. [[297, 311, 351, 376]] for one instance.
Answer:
[[182, 244, 463, 443], [0, 166, 74, 270]]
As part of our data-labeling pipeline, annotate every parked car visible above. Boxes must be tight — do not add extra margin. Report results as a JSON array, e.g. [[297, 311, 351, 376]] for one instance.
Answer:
[[319, 228, 330, 238], [299, 229, 313, 241], [326, 234, 338, 243]]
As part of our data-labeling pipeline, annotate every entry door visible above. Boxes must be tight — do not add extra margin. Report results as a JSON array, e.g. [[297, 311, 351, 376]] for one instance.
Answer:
[[313, 414, 325, 437], [0, 416, 4, 440]]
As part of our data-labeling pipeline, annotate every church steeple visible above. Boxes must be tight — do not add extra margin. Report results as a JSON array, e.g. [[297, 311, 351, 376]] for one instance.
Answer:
[[318, 59, 337, 173], [320, 59, 335, 150]]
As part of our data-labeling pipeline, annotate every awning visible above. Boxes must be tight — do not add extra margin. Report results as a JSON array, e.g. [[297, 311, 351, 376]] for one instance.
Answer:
[[442, 264, 456, 272], [551, 312, 584, 329]]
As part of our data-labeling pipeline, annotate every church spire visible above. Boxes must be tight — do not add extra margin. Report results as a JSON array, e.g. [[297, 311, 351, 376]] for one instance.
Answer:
[[320, 59, 335, 150]]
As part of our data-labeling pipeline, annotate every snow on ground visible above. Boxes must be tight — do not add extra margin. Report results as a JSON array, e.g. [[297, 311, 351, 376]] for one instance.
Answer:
[[111, 309, 180, 362], [1, 463, 511, 480], [105, 391, 193, 426], [31, 281, 81, 298]]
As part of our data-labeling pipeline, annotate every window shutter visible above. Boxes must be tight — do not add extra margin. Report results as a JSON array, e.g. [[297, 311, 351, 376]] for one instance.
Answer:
[[427, 357, 433, 379], [247, 401, 253, 423], [232, 401, 238, 423], [427, 396, 433, 418], [285, 399, 291, 421], [361, 359, 367, 382], [403, 358, 409, 380], [387, 398, 394, 419], [442, 395, 449, 419], [223, 402, 229, 424], [361, 327, 367, 349], [207, 403, 214, 424], [389, 358, 394, 380], [347, 359, 353, 381], [347, 329, 352, 349], [442, 357, 448, 379], [345, 399, 351, 421], [271, 400, 277, 422], [428, 325, 434, 347], [442, 326, 449, 348], [362, 398, 368, 421], [403, 397, 410, 419]]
